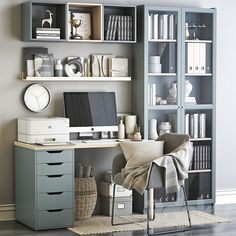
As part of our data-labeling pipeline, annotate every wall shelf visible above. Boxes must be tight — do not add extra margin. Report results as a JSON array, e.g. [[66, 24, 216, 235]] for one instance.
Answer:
[[190, 137, 212, 141], [22, 76, 131, 82], [148, 73, 177, 76], [149, 39, 177, 42], [185, 40, 212, 43], [185, 73, 212, 76]]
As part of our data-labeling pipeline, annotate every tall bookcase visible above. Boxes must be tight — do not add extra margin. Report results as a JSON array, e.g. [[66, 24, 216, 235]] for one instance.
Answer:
[[132, 5, 216, 213]]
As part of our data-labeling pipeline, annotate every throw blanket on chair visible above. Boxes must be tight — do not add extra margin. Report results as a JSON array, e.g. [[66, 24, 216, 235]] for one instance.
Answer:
[[121, 141, 193, 194]]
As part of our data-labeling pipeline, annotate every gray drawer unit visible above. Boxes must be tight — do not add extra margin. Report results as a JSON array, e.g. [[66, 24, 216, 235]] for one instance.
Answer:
[[37, 162, 73, 176], [37, 192, 73, 210], [15, 146, 74, 230], [36, 150, 73, 163], [37, 209, 73, 229], [37, 174, 73, 193]]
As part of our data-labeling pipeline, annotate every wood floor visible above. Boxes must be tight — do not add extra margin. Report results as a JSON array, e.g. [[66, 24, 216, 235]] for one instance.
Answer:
[[0, 204, 235, 236]]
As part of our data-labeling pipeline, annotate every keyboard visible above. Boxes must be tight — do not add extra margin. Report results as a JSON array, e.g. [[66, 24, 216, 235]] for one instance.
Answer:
[[82, 139, 119, 143]]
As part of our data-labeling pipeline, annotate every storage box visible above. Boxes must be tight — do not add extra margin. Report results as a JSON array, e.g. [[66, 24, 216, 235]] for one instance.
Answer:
[[100, 196, 132, 216], [100, 181, 132, 197]]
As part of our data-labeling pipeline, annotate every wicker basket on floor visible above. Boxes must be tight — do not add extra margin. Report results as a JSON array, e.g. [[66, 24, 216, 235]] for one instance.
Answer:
[[75, 177, 97, 220]]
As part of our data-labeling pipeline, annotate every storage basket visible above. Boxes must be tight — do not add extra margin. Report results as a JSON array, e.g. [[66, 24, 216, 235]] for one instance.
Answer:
[[75, 177, 97, 220]]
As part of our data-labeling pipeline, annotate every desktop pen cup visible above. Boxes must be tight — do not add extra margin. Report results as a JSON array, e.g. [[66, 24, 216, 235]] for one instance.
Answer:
[[125, 115, 137, 139]]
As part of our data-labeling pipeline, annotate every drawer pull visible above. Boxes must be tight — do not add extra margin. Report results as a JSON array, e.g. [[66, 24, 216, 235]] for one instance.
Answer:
[[47, 150, 63, 154], [46, 162, 63, 166], [47, 175, 63, 178], [47, 209, 63, 213], [47, 192, 63, 195]]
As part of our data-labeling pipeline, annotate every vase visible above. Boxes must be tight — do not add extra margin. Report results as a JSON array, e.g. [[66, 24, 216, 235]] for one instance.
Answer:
[[148, 119, 158, 140], [185, 80, 193, 97], [125, 115, 137, 138], [169, 83, 177, 98]]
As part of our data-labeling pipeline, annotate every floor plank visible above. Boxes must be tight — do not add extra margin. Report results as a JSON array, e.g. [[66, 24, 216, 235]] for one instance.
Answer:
[[0, 204, 234, 236]]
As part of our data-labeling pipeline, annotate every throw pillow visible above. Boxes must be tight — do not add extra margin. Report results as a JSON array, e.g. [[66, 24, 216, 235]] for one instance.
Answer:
[[119, 141, 164, 168]]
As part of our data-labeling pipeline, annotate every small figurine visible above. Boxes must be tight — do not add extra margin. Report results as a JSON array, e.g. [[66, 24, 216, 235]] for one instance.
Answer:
[[42, 10, 53, 28], [132, 125, 142, 141]]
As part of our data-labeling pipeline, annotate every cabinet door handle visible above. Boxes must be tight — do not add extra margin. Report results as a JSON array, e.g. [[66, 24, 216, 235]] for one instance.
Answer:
[[47, 209, 63, 213], [46, 162, 63, 166], [47, 150, 63, 154], [47, 192, 63, 195], [47, 175, 63, 178]]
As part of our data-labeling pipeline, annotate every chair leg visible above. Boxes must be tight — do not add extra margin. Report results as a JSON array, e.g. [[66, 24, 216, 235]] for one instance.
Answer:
[[147, 185, 192, 235], [111, 183, 116, 226]]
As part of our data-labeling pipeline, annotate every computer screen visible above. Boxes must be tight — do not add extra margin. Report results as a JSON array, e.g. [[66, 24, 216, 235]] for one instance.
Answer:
[[63, 92, 118, 133]]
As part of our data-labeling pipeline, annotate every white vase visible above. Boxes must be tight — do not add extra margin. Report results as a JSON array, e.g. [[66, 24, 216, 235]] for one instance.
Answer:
[[125, 115, 137, 138], [54, 59, 63, 77], [185, 80, 193, 97], [169, 83, 177, 98], [148, 119, 158, 140]]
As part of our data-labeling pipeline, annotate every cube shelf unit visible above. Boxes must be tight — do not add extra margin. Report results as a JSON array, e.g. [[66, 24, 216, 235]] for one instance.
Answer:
[[132, 5, 216, 213], [21, 1, 136, 43]]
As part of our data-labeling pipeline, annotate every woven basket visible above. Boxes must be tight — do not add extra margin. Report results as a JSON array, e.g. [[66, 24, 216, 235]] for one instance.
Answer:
[[75, 177, 97, 220]]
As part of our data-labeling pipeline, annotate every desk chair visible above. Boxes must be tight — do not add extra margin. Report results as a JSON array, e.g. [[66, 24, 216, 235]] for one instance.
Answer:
[[111, 133, 192, 235]]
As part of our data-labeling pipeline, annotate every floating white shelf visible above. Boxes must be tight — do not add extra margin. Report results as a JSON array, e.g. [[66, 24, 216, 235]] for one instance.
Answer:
[[149, 39, 177, 42], [188, 169, 212, 173], [185, 73, 212, 76], [22, 77, 132, 82], [185, 40, 212, 43], [148, 105, 178, 110], [148, 73, 177, 76], [190, 137, 212, 141]]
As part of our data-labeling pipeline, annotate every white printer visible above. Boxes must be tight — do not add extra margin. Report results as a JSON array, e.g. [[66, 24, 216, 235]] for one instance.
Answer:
[[17, 117, 69, 144]]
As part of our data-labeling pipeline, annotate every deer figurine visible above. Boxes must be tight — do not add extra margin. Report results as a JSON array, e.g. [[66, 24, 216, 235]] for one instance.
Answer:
[[41, 10, 53, 28]]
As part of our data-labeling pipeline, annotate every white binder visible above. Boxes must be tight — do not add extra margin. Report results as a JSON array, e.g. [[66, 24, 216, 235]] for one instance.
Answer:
[[193, 43, 200, 74], [199, 43, 206, 74], [148, 14, 154, 39], [153, 14, 159, 39], [187, 43, 194, 74]]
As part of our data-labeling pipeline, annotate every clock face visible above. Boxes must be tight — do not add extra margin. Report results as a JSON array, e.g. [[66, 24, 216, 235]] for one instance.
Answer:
[[24, 84, 51, 112]]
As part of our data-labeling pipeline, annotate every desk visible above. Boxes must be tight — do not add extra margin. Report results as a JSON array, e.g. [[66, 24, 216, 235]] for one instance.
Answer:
[[14, 140, 121, 230]]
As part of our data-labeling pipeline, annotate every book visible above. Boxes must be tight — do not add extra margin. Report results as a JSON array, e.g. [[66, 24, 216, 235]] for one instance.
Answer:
[[199, 113, 206, 138], [105, 15, 112, 40], [117, 15, 121, 41], [112, 15, 119, 40], [108, 57, 128, 77], [193, 113, 199, 139], [23, 47, 48, 76], [34, 53, 54, 77], [91, 54, 113, 77], [109, 15, 116, 40], [185, 114, 189, 134], [129, 16, 133, 41]]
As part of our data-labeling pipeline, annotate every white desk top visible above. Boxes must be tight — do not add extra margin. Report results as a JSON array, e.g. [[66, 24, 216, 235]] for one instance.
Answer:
[[14, 140, 122, 151]]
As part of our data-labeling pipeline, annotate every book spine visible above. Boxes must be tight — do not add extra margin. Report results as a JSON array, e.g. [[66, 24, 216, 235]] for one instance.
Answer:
[[193, 113, 199, 139], [129, 16, 133, 41], [121, 16, 124, 41], [190, 114, 194, 138], [127, 16, 130, 41], [199, 113, 206, 138], [112, 15, 118, 40], [152, 83, 156, 106], [105, 15, 112, 40], [117, 15, 121, 41], [185, 114, 189, 135], [124, 16, 127, 41], [109, 15, 115, 40]]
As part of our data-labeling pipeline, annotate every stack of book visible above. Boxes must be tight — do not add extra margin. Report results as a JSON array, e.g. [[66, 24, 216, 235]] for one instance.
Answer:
[[185, 113, 207, 139], [105, 15, 133, 41], [36, 28, 61, 40], [148, 13, 175, 40], [189, 145, 211, 170]]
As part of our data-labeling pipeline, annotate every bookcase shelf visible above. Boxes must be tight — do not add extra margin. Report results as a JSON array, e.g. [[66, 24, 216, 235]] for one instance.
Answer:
[[132, 5, 216, 212], [22, 76, 131, 82]]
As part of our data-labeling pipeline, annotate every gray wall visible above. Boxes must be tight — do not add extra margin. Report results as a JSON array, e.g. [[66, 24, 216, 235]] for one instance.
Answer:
[[0, 0, 235, 205]]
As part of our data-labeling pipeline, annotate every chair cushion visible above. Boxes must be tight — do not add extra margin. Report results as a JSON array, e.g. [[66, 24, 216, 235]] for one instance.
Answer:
[[119, 141, 164, 168]]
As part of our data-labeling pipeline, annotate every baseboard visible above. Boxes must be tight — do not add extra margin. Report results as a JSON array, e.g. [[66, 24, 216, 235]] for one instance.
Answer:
[[216, 189, 236, 205], [0, 204, 15, 221]]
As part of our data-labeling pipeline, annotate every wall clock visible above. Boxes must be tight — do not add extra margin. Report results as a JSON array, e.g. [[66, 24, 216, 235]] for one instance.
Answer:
[[24, 84, 51, 112]]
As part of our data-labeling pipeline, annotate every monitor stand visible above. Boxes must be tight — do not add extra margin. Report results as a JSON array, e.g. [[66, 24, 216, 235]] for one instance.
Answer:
[[77, 132, 100, 140]]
